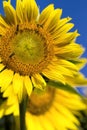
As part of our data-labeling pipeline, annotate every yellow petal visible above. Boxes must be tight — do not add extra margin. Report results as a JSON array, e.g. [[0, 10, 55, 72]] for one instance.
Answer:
[[54, 30, 79, 46], [75, 58, 87, 70], [43, 9, 62, 32], [13, 73, 24, 102], [16, 0, 24, 23], [42, 68, 65, 84], [45, 110, 65, 130], [39, 115, 54, 130], [0, 106, 5, 118], [54, 102, 79, 125], [30, 115, 44, 130], [23, 0, 39, 21], [48, 63, 75, 77], [39, 4, 54, 25], [0, 26, 6, 35], [55, 43, 84, 59], [8, 0, 11, 3], [6, 94, 17, 105], [57, 17, 72, 29], [0, 69, 13, 92], [57, 59, 78, 71], [66, 73, 87, 86], [55, 23, 74, 35], [5, 105, 15, 116], [3, 84, 13, 98], [55, 90, 86, 110], [26, 112, 37, 130], [0, 16, 9, 35], [0, 15, 9, 28], [24, 76, 33, 96], [47, 108, 78, 130], [3, 1, 17, 25], [31, 74, 46, 90], [0, 63, 5, 71]]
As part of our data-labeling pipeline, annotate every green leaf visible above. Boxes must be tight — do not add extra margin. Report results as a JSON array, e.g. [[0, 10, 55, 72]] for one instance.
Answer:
[[47, 80, 82, 97]]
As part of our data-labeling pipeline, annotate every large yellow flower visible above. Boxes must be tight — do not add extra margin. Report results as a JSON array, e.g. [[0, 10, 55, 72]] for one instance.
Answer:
[[0, 0, 86, 102], [0, 85, 86, 130], [26, 87, 86, 130]]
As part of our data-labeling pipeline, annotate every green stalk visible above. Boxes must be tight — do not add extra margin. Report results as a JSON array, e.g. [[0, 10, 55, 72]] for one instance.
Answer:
[[19, 97, 27, 130], [14, 116, 20, 130]]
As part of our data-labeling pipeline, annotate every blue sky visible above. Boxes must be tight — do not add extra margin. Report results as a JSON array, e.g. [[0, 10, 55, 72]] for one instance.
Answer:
[[0, 0, 87, 77]]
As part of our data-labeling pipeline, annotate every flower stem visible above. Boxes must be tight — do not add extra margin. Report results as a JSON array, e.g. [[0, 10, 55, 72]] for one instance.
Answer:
[[19, 97, 27, 130]]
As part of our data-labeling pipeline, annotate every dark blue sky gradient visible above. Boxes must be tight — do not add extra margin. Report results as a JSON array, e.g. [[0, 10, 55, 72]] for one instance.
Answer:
[[0, 0, 87, 77]]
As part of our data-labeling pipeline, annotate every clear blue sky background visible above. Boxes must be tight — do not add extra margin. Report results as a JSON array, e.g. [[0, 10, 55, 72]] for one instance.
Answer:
[[0, 0, 87, 77]]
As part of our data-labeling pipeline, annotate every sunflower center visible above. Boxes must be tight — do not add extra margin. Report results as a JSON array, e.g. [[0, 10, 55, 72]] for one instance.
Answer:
[[13, 31, 44, 64], [27, 87, 55, 115], [0, 23, 54, 75]]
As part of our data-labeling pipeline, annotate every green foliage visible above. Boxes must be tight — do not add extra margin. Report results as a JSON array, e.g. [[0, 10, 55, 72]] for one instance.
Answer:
[[47, 80, 82, 96], [77, 111, 87, 130]]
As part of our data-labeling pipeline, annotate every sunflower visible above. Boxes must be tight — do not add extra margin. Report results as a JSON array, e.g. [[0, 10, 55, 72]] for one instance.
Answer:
[[0, 0, 86, 102], [26, 86, 86, 130], [0, 84, 86, 130], [0, 92, 19, 118]]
